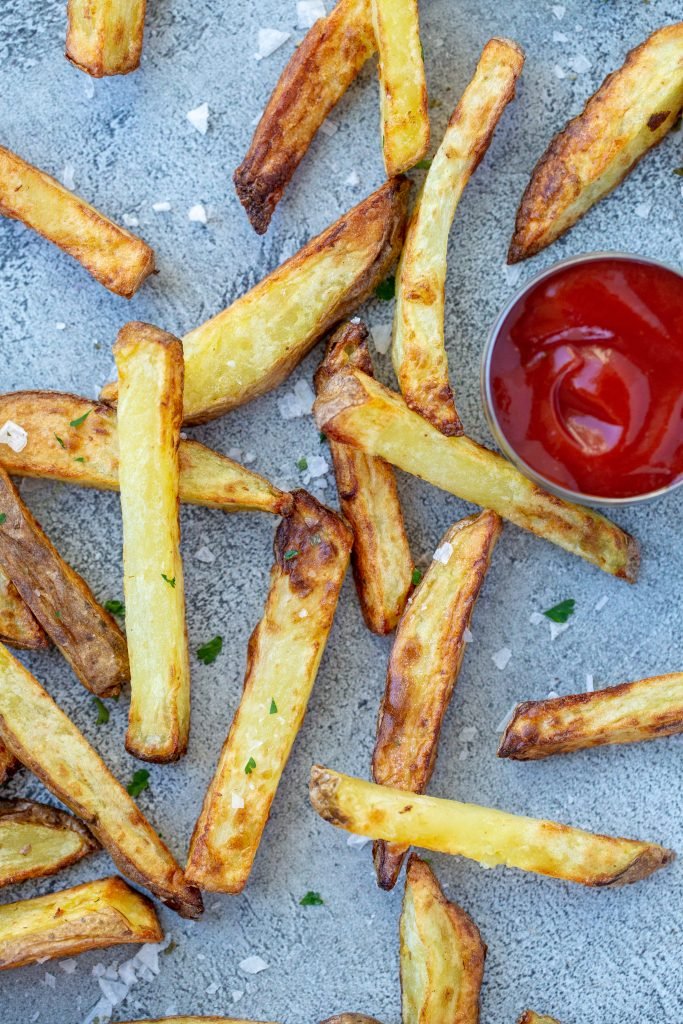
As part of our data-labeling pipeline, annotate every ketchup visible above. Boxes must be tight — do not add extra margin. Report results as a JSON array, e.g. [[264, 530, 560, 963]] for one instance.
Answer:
[[490, 257, 683, 499]]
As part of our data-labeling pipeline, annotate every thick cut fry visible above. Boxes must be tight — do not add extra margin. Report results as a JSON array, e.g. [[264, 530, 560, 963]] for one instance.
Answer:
[[393, 38, 524, 436], [0, 799, 98, 887], [517, 1014, 561, 1024], [0, 465, 129, 697], [309, 766, 673, 887], [66, 0, 146, 77], [499, 672, 683, 761], [0, 146, 154, 297], [0, 643, 203, 917], [0, 876, 161, 970], [509, 23, 683, 262], [114, 323, 190, 763], [401, 856, 485, 1024], [373, 511, 501, 889], [0, 740, 20, 785], [122, 1020, 279, 1024], [315, 321, 412, 634], [0, 392, 291, 516], [313, 368, 639, 581], [372, 0, 429, 176], [0, 566, 48, 651], [186, 492, 352, 893], [234, 0, 375, 233], [322, 1018, 385, 1024], [101, 179, 410, 422]]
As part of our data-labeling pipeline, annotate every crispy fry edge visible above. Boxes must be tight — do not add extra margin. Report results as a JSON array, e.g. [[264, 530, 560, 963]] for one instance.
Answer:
[[0, 798, 99, 886], [66, 0, 147, 77]]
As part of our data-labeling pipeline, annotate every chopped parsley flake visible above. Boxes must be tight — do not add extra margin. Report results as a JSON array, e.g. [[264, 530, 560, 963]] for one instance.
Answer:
[[296, 457, 308, 471], [0, 513, 5, 525], [197, 635, 223, 665], [244, 757, 256, 775], [543, 599, 576, 623], [283, 549, 299, 561], [55, 434, 65, 448], [69, 410, 91, 428], [270, 698, 278, 715], [300, 891, 324, 906], [73, 456, 85, 463], [411, 567, 423, 586], [161, 573, 176, 587], [93, 697, 110, 725], [127, 769, 150, 797], [104, 599, 125, 617], [319, 432, 326, 443], [374, 275, 396, 301]]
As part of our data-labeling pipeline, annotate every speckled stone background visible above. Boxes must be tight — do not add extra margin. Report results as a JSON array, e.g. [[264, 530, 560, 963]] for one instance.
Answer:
[[1, 2, 683, 1022]]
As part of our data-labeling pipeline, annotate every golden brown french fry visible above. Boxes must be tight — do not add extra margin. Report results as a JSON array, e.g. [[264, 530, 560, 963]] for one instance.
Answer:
[[508, 23, 683, 262], [0, 876, 161, 970], [0, 566, 48, 651], [114, 323, 190, 763], [122, 1019, 279, 1024], [309, 766, 673, 887], [0, 740, 20, 785], [401, 856, 485, 1024], [66, 0, 146, 77], [0, 642, 203, 917], [0, 465, 129, 697], [0, 391, 291, 516], [234, 0, 375, 233], [101, 179, 410, 422], [498, 672, 683, 761], [322, 1017, 385, 1024], [0, 799, 98, 888], [373, 510, 501, 889], [393, 38, 524, 436], [517, 1014, 561, 1024], [0, 146, 155, 297], [313, 367, 639, 581], [315, 321, 412, 634], [186, 492, 352, 893]]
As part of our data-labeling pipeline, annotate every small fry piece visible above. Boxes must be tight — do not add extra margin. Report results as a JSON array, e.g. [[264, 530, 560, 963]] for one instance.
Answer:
[[393, 38, 524, 436], [509, 23, 683, 262], [0, 146, 154, 297], [309, 766, 673, 887], [0, 876, 161, 971], [373, 510, 501, 889], [322, 1017, 385, 1024], [0, 566, 48, 651], [499, 672, 683, 761], [401, 856, 485, 1024], [0, 465, 129, 697], [234, 0, 375, 233], [372, 0, 429, 176], [186, 492, 352, 893], [315, 321, 412, 634], [0, 740, 20, 785], [313, 368, 639, 581], [66, 0, 146, 77], [0, 799, 98, 888], [0, 643, 203, 917], [114, 323, 190, 763], [517, 1014, 561, 1024]]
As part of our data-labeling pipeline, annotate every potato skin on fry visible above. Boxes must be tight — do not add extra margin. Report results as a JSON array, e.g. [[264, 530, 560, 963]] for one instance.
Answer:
[[66, 0, 146, 77], [0, 740, 20, 785], [0, 566, 48, 651], [0, 799, 98, 888]]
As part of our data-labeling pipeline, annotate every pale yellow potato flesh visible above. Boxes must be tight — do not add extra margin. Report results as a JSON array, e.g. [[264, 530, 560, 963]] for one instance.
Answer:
[[0, 566, 48, 651], [66, 0, 147, 77], [517, 1014, 561, 1024], [0, 799, 98, 888]]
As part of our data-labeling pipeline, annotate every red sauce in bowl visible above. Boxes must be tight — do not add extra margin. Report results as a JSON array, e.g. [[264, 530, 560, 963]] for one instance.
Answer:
[[489, 256, 683, 499]]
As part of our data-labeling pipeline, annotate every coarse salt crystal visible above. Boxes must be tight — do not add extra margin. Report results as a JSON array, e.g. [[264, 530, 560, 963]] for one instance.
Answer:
[[92, 963, 106, 978], [255, 28, 291, 61], [62, 162, 76, 190], [567, 53, 591, 74], [635, 201, 652, 220], [347, 832, 370, 849], [83, 77, 95, 99], [55, 321, 66, 330], [345, 169, 360, 186], [503, 262, 523, 287], [529, 611, 545, 625], [231, 792, 245, 809], [552, 4, 565, 18], [44, 973, 56, 989], [594, 595, 608, 612], [549, 621, 569, 642], [0, 420, 28, 452], [239, 955, 269, 974], [123, 213, 139, 227], [187, 102, 209, 135], [188, 203, 207, 224], [232, 990, 244, 1003], [195, 545, 216, 564], [118, 960, 138, 986], [98, 977, 129, 1005], [277, 379, 315, 419], [152, 201, 172, 212], [460, 726, 477, 742], [433, 541, 453, 565], [206, 982, 220, 995], [83, 996, 113, 1024], [553, 64, 566, 79], [244, 451, 256, 464], [371, 322, 392, 355], [463, 626, 473, 643], [306, 454, 328, 478], [492, 646, 512, 670], [546, 690, 560, 700], [59, 959, 78, 974], [585, 673, 595, 692], [319, 118, 338, 137], [297, 0, 326, 29], [494, 704, 517, 733]]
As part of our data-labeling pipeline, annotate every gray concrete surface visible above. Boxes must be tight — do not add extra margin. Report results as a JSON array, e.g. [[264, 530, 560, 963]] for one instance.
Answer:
[[1, 2, 683, 1022]]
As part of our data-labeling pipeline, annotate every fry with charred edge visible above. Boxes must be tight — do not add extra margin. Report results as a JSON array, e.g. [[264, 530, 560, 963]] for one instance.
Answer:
[[315, 322, 412, 634], [0, 739, 20, 785], [101, 179, 410, 423], [0, 566, 48, 651], [373, 511, 501, 889], [234, 0, 375, 233], [498, 672, 683, 761], [401, 856, 485, 1024], [0, 392, 291, 516], [393, 38, 524, 436], [115, 323, 190, 763], [0, 146, 154, 297], [509, 23, 683, 262], [66, 0, 146, 77], [517, 1014, 561, 1024], [186, 492, 352, 893], [309, 766, 674, 887], [0, 643, 203, 917], [313, 367, 639, 581], [0, 876, 161, 970], [0, 799, 98, 888], [0, 465, 129, 698]]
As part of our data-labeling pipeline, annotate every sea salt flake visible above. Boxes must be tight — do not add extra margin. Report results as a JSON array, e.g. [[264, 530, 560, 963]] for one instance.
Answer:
[[98, 977, 129, 1005], [371, 322, 392, 355], [463, 626, 474, 643], [55, 321, 66, 330], [277, 378, 315, 419], [635, 201, 652, 220], [59, 959, 78, 974], [550, 621, 569, 641], [585, 673, 595, 692], [123, 213, 139, 227], [244, 451, 256, 464], [187, 102, 209, 135], [206, 982, 220, 995], [255, 28, 291, 61], [239, 955, 269, 974], [552, 4, 565, 19], [503, 262, 523, 287], [460, 726, 478, 742], [492, 646, 512, 670], [529, 611, 545, 625], [297, 0, 326, 29], [92, 963, 106, 978], [546, 690, 560, 700], [553, 64, 566, 80], [319, 118, 338, 137], [232, 990, 245, 1003], [0, 420, 28, 452], [118, 960, 138, 986], [345, 169, 360, 186], [433, 541, 454, 565], [62, 162, 76, 190], [307, 454, 328, 478], [152, 201, 172, 212], [594, 595, 608, 612], [83, 996, 114, 1024], [188, 203, 207, 224], [568, 53, 591, 74], [459, 749, 469, 760], [347, 832, 370, 848], [494, 704, 517, 733], [195, 545, 216, 564], [231, 792, 245, 809], [83, 77, 95, 98], [44, 973, 56, 989]]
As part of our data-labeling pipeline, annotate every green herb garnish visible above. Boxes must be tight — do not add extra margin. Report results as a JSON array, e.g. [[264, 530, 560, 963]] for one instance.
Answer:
[[411, 567, 423, 586], [197, 635, 223, 665], [245, 757, 256, 775], [296, 457, 308, 471], [283, 549, 299, 561], [127, 769, 150, 797], [55, 434, 65, 448], [270, 698, 278, 715], [93, 697, 110, 725], [319, 432, 326, 443], [73, 456, 85, 463], [69, 410, 91, 428], [300, 891, 324, 906], [161, 573, 176, 587], [375, 275, 396, 301], [104, 599, 125, 616], [543, 599, 576, 624], [0, 514, 5, 525]]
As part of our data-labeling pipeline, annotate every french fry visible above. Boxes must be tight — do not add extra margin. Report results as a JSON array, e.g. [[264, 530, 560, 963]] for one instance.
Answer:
[[517, 1014, 561, 1024], [313, 368, 639, 581], [234, 0, 375, 233], [393, 38, 524, 435], [66, 0, 146, 77], [401, 856, 485, 1024], [0, 566, 48, 651], [373, 510, 501, 889], [122, 1020, 279, 1024], [309, 766, 673, 887], [114, 323, 190, 763], [508, 23, 683, 262], [322, 1018, 385, 1024], [0, 146, 155, 297], [101, 179, 410, 423], [372, 0, 429, 176], [0, 642, 203, 917], [0, 391, 291, 516], [186, 492, 352, 893], [0, 465, 129, 697], [315, 321, 412, 634], [0, 799, 98, 888], [0, 739, 20, 785], [0, 876, 161, 970], [498, 672, 683, 761]]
